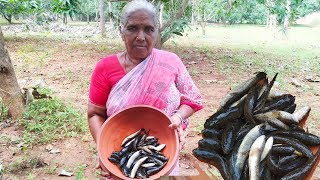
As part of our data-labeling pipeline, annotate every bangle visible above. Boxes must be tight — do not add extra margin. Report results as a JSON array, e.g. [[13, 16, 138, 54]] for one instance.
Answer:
[[173, 110, 183, 125]]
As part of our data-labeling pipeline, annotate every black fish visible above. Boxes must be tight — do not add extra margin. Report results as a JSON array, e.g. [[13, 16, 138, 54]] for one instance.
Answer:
[[271, 145, 296, 155], [255, 94, 295, 114], [254, 73, 278, 113], [273, 135, 313, 158], [281, 148, 320, 180], [267, 152, 308, 176], [192, 148, 231, 180], [204, 105, 243, 129], [271, 130, 320, 146], [278, 154, 299, 166], [244, 84, 262, 124], [201, 128, 222, 139], [283, 103, 296, 113], [219, 71, 267, 110], [221, 122, 239, 155], [198, 138, 222, 154]]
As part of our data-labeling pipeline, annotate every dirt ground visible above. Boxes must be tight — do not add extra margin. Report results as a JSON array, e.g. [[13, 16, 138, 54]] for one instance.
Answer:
[[1, 39, 320, 179]]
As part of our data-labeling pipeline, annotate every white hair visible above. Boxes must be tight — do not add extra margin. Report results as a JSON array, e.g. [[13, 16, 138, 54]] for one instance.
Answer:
[[120, 0, 158, 29]]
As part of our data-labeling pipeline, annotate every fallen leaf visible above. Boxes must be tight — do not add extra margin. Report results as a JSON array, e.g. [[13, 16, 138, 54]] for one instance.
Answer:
[[49, 148, 61, 154], [291, 78, 302, 87], [187, 61, 197, 65], [204, 79, 217, 84], [59, 169, 73, 177]]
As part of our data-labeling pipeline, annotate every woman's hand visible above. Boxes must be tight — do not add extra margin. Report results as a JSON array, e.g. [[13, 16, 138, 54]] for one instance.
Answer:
[[95, 156, 111, 178], [169, 114, 186, 150]]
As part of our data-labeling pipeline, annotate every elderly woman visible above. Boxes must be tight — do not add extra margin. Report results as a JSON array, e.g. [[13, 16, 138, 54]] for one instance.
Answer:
[[88, 0, 203, 177]]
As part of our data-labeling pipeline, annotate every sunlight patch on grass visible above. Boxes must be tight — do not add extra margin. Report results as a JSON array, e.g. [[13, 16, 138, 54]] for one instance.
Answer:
[[15, 43, 53, 74]]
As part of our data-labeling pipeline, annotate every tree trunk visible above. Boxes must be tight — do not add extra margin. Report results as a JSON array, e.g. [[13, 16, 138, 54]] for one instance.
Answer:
[[63, 13, 68, 24], [95, 0, 99, 24], [100, 0, 106, 37], [200, 21, 206, 35], [201, 7, 206, 35], [283, 0, 291, 33], [87, 4, 90, 24], [191, 0, 195, 25], [108, 1, 113, 26], [0, 27, 24, 119], [159, 3, 164, 27], [226, 0, 232, 11], [3, 14, 12, 24], [266, 0, 277, 28]]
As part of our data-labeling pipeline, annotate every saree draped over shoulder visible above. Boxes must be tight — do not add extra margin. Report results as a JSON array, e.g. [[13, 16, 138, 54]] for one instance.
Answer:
[[106, 49, 202, 117]]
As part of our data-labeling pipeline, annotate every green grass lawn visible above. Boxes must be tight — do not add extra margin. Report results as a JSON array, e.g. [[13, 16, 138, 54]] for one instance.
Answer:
[[168, 24, 320, 80]]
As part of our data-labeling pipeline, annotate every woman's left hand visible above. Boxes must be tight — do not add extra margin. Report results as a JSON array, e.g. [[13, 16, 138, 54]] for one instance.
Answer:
[[169, 114, 186, 150]]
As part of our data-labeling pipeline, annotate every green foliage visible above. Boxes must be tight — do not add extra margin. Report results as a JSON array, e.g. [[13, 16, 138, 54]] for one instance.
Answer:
[[19, 97, 87, 146], [75, 164, 87, 180], [228, 1, 268, 24], [51, 0, 80, 21], [0, 0, 29, 23], [109, 1, 127, 28], [0, 0, 320, 27], [77, 0, 98, 22], [0, 100, 9, 121], [28, 0, 54, 25], [296, 0, 320, 17], [160, 0, 192, 44], [161, 16, 190, 41]]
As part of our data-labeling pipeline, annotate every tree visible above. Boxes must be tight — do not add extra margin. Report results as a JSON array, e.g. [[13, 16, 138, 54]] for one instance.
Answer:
[[0, 0, 28, 24], [0, 27, 24, 119], [108, 1, 113, 25], [283, 0, 291, 32], [51, 0, 80, 24], [99, 0, 106, 37]]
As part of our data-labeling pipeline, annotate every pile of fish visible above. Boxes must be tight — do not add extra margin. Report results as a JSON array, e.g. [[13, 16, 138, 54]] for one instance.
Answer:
[[193, 72, 320, 180], [108, 128, 168, 178]]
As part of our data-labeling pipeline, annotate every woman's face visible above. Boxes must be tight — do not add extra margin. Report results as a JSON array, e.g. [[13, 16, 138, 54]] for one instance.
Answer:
[[121, 10, 158, 60]]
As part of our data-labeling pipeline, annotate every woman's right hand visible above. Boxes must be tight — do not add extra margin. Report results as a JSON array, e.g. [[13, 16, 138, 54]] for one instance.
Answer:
[[95, 157, 111, 177], [169, 114, 186, 150]]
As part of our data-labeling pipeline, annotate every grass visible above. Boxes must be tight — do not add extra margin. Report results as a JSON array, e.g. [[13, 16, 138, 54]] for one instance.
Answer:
[[18, 96, 87, 146], [75, 164, 88, 180], [169, 24, 320, 77], [166, 24, 320, 96], [7, 156, 45, 174], [44, 166, 57, 174], [0, 101, 9, 121]]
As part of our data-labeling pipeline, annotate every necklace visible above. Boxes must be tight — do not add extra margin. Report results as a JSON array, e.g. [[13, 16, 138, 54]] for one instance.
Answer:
[[123, 52, 139, 72], [124, 52, 142, 66]]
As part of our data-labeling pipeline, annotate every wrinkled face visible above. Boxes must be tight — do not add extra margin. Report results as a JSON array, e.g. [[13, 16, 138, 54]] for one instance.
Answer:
[[121, 10, 158, 60]]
